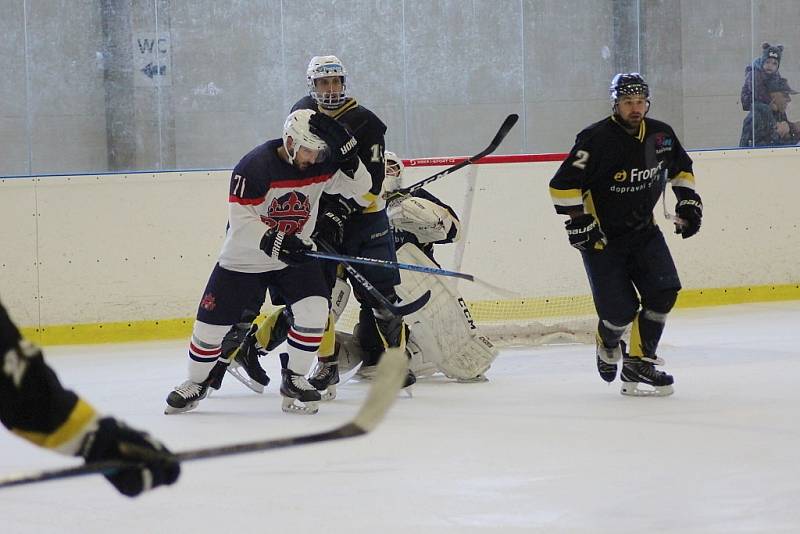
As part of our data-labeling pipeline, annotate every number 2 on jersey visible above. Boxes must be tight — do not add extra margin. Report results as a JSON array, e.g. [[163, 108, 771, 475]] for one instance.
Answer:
[[572, 150, 589, 170]]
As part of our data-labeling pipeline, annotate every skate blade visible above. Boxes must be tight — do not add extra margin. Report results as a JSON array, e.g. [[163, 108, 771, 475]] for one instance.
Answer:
[[226, 366, 266, 394], [620, 382, 674, 397], [281, 397, 319, 415], [164, 401, 200, 415], [339, 362, 362, 385], [319, 384, 337, 401]]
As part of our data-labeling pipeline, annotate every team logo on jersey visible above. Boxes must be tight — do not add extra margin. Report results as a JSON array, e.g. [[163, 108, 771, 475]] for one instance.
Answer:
[[654, 133, 673, 154], [613, 170, 628, 182], [200, 292, 216, 311], [262, 191, 311, 234]]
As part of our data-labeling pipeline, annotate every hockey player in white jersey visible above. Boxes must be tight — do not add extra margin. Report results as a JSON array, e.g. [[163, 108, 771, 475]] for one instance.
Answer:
[[164, 109, 372, 415]]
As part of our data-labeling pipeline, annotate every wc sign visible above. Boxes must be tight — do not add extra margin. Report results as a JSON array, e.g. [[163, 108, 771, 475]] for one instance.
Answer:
[[133, 32, 171, 87]]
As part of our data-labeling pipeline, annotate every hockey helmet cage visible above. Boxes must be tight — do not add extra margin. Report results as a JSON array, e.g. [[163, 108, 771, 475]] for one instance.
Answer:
[[282, 109, 329, 164], [384, 150, 404, 192], [307, 55, 348, 109], [609, 73, 649, 101]]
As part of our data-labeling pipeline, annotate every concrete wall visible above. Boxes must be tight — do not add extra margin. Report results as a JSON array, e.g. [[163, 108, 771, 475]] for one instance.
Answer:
[[1, 148, 798, 330], [2, 1, 800, 176]]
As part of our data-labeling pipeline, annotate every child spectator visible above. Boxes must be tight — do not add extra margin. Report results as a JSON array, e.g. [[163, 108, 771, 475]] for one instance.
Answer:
[[741, 43, 783, 111]]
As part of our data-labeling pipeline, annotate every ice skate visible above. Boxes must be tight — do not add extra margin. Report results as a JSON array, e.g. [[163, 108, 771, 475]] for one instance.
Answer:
[[280, 367, 321, 415], [596, 336, 624, 383], [165, 379, 210, 414], [620, 354, 674, 397], [308, 358, 339, 401], [225, 325, 270, 394]]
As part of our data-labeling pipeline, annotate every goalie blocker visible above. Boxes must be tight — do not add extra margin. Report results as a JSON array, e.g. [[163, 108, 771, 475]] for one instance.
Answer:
[[337, 243, 497, 382]]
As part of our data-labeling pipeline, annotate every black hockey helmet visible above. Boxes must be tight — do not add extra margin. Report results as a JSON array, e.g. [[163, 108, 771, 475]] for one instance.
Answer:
[[609, 73, 649, 102]]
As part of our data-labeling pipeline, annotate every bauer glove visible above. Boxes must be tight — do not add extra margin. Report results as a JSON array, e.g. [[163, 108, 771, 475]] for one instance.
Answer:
[[79, 417, 180, 497], [308, 112, 359, 175], [260, 228, 314, 266], [673, 188, 703, 239], [565, 214, 607, 252], [312, 197, 357, 249]]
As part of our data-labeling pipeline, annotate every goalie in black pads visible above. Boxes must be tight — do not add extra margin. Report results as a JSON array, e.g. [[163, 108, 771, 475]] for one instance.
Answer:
[[0, 298, 179, 496], [549, 73, 702, 397]]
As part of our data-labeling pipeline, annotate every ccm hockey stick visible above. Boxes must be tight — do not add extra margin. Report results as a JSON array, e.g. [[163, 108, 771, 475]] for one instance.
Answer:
[[307, 249, 475, 282], [395, 113, 519, 196], [307, 249, 519, 298], [0, 347, 408, 491], [315, 239, 430, 316]]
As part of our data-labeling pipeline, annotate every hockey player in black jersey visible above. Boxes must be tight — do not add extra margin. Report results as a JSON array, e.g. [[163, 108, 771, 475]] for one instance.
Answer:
[[294, 56, 414, 391], [0, 299, 179, 496], [164, 108, 372, 415], [549, 73, 703, 397]]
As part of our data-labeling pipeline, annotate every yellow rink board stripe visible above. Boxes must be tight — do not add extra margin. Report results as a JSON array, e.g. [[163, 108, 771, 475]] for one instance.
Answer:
[[18, 283, 800, 346]]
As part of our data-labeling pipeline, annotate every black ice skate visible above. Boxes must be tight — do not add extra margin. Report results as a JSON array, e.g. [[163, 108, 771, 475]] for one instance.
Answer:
[[218, 315, 270, 394], [596, 336, 624, 383], [308, 358, 340, 401], [280, 366, 321, 415], [620, 354, 674, 397], [165, 379, 210, 414], [225, 325, 270, 394]]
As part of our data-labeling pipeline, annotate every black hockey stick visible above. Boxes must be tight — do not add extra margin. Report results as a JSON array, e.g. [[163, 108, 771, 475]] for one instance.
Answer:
[[394, 113, 519, 196], [315, 240, 430, 317], [306, 249, 475, 281], [307, 248, 519, 298], [0, 346, 409, 491]]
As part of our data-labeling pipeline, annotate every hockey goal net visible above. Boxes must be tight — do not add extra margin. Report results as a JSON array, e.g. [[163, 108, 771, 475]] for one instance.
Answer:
[[331, 153, 598, 348]]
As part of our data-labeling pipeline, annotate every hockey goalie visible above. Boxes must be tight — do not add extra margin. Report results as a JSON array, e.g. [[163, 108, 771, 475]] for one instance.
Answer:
[[337, 151, 498, 382]]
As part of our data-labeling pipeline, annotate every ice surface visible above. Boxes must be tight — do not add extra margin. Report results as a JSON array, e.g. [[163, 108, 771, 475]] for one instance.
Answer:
[[1, 301, 799, 533]]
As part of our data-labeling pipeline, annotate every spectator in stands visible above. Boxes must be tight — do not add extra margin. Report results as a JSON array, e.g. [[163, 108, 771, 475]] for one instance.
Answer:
[[741, 43, 783, 112], [740, 76, 800, 147]]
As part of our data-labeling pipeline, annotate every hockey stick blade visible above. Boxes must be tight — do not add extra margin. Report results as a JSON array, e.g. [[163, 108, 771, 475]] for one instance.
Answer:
[[311, 240, 431, 317], [0, 348, 408, 490], [307, 250, 475, 282], [401, 113, 519, 194]]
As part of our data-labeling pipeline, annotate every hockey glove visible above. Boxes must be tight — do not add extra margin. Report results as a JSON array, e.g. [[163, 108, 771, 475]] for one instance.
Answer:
[[260, 228, 314, 265], [308, 112, 359, 174], [312, 197, 358, 248], [79, 417, 180, 498], [565, 214, 607, 252], [673, 188, 703, 239]]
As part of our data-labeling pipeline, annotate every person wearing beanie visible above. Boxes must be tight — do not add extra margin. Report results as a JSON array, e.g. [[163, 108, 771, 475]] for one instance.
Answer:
[[740, 42, 783, 111]]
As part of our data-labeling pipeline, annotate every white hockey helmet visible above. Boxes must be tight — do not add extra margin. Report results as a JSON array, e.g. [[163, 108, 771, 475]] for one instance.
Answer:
[[307, 55, 348, 109], [282, 109, 329, 165], [383, 150, 404, 192]]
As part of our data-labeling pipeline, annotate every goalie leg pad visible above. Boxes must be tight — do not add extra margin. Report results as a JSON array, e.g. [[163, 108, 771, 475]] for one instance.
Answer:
[[395, 243, 499, 381]]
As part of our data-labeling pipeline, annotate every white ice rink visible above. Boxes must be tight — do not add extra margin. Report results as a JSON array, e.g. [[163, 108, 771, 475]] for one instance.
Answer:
[[2, 301, 799, 533]]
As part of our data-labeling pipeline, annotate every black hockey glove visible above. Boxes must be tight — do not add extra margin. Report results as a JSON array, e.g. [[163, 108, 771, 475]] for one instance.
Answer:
[[79, 417, 180, 497], [565, 214, 607, 252], [312, 197, 358, 248], [673, 188, 703, 239], [260, 228, 314, 265], [308, 112, 359, 174]]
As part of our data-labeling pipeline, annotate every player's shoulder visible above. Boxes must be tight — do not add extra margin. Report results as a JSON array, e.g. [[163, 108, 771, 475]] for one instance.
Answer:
[[574, 117, 615, 146], [291, 96, 317, 112], [334, 98, 387, 136], [234, 139, 282, 179]]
